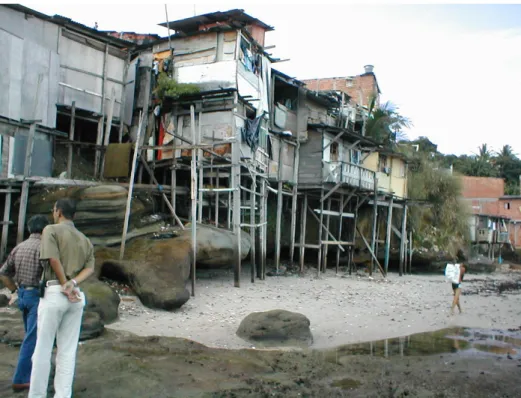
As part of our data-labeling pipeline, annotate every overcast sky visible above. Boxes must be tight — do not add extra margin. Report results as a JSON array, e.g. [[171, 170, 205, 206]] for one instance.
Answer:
[[24, 2, 521, 157]]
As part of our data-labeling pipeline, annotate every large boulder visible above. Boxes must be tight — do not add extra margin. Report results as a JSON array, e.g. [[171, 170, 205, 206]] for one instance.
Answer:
[[95, 237, 192, 311], [236, 309, 313, 347], [170, 223, 251, 267], [82, 278, 121, 323], [23, 185, 156, 241], [0, 310, 103, 345]]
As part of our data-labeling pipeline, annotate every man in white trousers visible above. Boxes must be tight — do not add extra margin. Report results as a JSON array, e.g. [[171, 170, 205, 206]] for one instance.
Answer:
[[29, 198, 95, 398]]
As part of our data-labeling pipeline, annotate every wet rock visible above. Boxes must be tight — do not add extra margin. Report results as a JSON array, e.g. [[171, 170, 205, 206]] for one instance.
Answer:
[[80, 311, 105, 340], [237, 309, 313, 347], [0, 293, 8, 308], [172, 223, 251, 267], [95, 237, 192, 311], [23, 185, 155, 240], [82, 278, 121, 323], [0, 310, 103, 345]]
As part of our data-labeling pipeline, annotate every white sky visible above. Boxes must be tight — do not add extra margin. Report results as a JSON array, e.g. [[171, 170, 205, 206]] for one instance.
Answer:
[[21, 1, 521, 156]]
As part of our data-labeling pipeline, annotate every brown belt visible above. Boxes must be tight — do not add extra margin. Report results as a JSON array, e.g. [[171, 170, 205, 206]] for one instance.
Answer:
[[19, 284, 38, 290]]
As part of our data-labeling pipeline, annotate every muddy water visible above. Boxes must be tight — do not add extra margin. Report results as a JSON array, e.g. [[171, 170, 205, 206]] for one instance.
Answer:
[[325, 327, 521, 360]]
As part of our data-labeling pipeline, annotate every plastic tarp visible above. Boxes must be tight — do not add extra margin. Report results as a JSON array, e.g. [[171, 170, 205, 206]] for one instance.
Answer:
[[445, 263, 461, 284]]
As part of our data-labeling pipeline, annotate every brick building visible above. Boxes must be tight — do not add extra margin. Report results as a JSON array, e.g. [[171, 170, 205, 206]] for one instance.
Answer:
[[302, 65, 381, 108], [460, 176, 521, 248]]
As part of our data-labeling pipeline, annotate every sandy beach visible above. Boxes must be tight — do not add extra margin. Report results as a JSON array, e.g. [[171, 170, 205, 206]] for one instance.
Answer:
[[106, 267, 521, 349]]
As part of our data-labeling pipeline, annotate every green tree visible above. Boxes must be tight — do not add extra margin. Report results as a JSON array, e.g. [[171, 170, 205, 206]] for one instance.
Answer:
[[365, 101, 412, 146], [408, 154, 469, 256], [494, 145, 521, 195], [463, 144, 498, 177]]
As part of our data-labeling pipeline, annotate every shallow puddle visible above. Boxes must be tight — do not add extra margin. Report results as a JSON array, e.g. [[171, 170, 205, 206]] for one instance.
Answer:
[[326, 327, 521, 360]]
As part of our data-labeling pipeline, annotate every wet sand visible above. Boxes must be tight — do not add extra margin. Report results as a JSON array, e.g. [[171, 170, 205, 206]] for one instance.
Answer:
[[107, 268, 521, 349]]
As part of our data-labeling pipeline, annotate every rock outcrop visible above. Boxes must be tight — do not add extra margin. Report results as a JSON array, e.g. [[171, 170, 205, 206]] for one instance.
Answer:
[[171, 223, 251, 267], [23, 185, 159, 244], [0, 311, 103, 345], [82, 278, 121, 323], [95, 237, 192, 311], [236, 309, 313, 347]]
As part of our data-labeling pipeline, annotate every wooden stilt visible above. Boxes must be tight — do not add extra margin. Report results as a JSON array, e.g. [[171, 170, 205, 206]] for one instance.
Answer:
[[118, 55, 130, 143], [399, 204, 407, 276], [120, 112, 144, 259], [197, 112, 204, 223], [250, 176, 256, 283], [140, 159, 184, 228], [348, 200, 353, 275], [94, 117, 104, 178], [351, 195, 360, 274], [190, 105, 197, 296], [409, 231, 413, 273], [227, 188, 232, 230], [317, 187, 325, 276], [231, 106, 241, 287], [299, 193, 308, 273], [95, 44, 108, 179], [215, 168, 220, 227], [356, 226, 386, 277], [17, 122, 37, 244], [289, 142, 300, 265], [370, 179, 378, 276], [384, 196, 394, 273], [275, 138, 284, 273], [137, 164, 143, 184], [322, 197, 332, 272], [171, 115, 180, 223], [336, 193, 344, 274], [101, 87, 116, 178], [1, 189, 13, 261], [67, 101, 76, 179], [260, 177, 267, 280]]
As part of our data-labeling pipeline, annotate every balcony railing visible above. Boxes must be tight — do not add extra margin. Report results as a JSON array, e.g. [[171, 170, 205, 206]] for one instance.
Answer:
[[323, 161, 375, 190]]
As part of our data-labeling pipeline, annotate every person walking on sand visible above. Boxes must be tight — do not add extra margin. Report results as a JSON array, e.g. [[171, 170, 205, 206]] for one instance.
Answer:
[[451, 263, 466, 315], [0, 215, 49, 393], [29, 198, 95, 398]]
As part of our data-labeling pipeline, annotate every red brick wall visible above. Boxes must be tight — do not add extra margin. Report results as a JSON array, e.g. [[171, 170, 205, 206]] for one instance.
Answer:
[[461, 176, 504, 199], [498, 198, 521, 246], [302, 74, 379, 108], [248, 24, 266, 47], [498, 198, 521, 220]]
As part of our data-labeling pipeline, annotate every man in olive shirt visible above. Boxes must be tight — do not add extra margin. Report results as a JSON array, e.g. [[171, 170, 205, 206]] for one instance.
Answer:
[[29, 199, 95, 398]]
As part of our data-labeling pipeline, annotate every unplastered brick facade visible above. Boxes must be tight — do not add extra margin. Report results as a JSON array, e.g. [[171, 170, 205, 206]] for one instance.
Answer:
[[460, 176, 521, 247], [461, 176, 505, 199], [303, 73, 380, 108]]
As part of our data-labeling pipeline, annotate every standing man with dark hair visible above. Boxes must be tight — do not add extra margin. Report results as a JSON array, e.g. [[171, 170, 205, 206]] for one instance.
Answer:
[[29, 198, 95, 398], [0, 214, 49, 392]]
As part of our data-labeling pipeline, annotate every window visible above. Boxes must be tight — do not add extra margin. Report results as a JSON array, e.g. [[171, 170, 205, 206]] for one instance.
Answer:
[[400, 162, 406, 177], [350, 149, 360, 165], [505, 202, 511, 210], [330, 142, 339, 162], [378, 154, 389, 173], [346, 78, 353, 88]]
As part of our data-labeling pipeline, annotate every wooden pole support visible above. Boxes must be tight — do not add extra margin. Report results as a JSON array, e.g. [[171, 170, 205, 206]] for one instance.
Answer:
[[119, 112, 144, 260], [67, 101, 76, 178]]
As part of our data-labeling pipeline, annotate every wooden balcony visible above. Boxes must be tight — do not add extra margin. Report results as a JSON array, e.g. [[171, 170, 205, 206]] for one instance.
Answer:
[[323, 161, 375, 191]]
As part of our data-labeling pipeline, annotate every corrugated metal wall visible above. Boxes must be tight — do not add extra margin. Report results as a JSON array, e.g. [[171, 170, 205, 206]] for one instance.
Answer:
[[0, 5, 130, 129], [0, 9, 60, 128]]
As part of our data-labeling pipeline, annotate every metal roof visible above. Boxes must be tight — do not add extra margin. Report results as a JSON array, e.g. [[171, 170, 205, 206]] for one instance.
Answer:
[[308, 123, 378, 147], [4, 4, 132, 48], [159, 9, 274, 33]]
